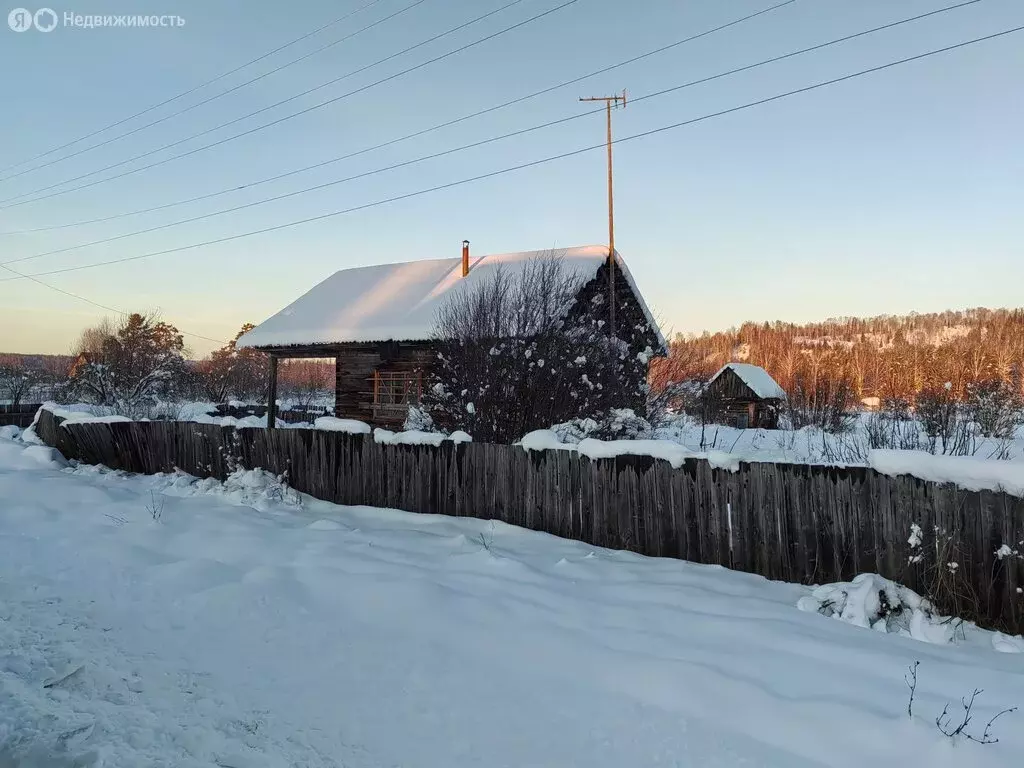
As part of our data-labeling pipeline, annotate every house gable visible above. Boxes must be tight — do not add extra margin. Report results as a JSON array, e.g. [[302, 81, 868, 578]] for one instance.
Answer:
[[704, 367, 760, 402], [705, 363, 786, 402]]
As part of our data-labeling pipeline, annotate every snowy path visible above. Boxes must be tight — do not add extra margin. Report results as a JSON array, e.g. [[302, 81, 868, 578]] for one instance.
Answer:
[[0, 438, 1022, 767]]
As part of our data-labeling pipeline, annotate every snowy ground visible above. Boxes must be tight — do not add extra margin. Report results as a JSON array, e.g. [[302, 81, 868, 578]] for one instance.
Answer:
[[649, 414, 1024, 466], [2, 435, 1023, 767]]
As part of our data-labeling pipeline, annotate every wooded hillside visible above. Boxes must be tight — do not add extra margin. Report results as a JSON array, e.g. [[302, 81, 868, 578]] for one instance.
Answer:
[[652, 308, 1024, 400]]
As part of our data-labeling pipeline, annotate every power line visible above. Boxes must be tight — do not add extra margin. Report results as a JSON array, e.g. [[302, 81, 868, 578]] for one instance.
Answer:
[[0, 0, 434, 184], [5, 24, 1018, 285], [0, 0, 802, 237], [0, 0, 391, 176], [0, 0, 983, 267], [0, 263, 227, 345], [0, 0, 577, 209]]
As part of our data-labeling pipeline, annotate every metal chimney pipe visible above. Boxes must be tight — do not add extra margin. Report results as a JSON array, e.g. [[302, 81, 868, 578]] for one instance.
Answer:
[[461, 240, 470, 277]]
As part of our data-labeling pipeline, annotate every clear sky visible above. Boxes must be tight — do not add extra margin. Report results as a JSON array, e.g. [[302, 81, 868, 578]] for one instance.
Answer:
[[1, 0, 1021, 356]]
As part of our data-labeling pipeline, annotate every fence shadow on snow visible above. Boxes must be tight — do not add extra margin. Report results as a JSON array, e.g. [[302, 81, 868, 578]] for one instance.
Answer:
[[34, 407, 1024, 634]]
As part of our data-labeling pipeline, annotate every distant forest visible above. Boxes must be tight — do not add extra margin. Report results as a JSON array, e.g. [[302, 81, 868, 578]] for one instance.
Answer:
[[651, 308, 1024, 401]]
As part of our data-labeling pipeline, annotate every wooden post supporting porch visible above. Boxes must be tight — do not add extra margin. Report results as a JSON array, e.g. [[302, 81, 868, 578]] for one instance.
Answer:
[[267, 355, 279, 430]]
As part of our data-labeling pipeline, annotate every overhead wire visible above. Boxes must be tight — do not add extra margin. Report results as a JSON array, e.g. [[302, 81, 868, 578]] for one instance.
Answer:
[[0, 0, 392, 176], [0, 0, 802, 236], [0, 0, 578, 208], [0, 0, 985, 267], [0, 262, 227, 344], [0, 0, 435, 184], [5, 24, 1019, 285]]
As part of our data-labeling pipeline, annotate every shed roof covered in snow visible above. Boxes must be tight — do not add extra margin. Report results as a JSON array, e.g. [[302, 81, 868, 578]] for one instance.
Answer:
[[706, 363, 787, 401], [236, 245, 665, 350]]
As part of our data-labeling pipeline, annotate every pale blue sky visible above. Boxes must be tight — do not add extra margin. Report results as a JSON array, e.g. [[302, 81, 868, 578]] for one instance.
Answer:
[[1, 0, 1021, 355]]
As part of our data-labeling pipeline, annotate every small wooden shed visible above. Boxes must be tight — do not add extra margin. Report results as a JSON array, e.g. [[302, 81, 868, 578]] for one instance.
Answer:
[[702, 363, 786, 429], [236, 244, 666, 428]]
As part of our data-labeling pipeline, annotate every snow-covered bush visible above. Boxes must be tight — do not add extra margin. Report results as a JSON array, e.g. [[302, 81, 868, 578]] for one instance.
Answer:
[[550, 417, 600, 444], [557, 409, 654, 443], [550, 409, 653, 444], [162, 467, 301, 512], [422, 253, 654, 443], [798, 573, 956, 644], [403, 406, 436, 433]]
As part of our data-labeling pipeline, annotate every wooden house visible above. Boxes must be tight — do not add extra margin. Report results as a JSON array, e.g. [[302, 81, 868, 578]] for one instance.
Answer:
[[701, 363, 786, 429], [237, 244, 666, 428]]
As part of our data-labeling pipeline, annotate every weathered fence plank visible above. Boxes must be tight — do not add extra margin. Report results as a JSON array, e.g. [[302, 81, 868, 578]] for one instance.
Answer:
[[32, 407, 1024, 634], [0, 403, 44, 429]]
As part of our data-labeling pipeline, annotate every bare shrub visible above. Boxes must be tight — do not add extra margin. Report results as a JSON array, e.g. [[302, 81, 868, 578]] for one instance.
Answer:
[[146, 491, 165, 523], [905, 662, 1017, 745], [423, 252, 651, 443], [965, 379, 1023, 439], [904, 522, 978, 632], [818, 431, 869, 464], [936, 689, 1017, 744], [194, 324, 270, 403], [864, 397, 924, 451], [787, 371, 856, 433], [646, 379, 703, 426], [916, 384, 976, 456]]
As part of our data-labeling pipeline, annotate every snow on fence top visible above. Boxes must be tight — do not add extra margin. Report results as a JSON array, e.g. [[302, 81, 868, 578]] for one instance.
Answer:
[[236, 245, 666, 350], [868, 450, 1024, 497], [707, 363, 787, 400]]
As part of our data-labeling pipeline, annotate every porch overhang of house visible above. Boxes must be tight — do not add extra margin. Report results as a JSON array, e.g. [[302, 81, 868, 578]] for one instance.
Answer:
[[255, 341, 432, 429]]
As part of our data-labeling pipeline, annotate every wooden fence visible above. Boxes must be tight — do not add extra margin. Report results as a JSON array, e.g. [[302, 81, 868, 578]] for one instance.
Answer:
[[0, 403, 42, 428], [211, 403, 332, 424], [34, 408, 1024, 633]]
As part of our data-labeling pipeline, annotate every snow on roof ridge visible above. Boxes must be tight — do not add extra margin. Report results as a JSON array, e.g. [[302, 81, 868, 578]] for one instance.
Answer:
[[236, 245, 666, 351], [707, 363, 787, 400]]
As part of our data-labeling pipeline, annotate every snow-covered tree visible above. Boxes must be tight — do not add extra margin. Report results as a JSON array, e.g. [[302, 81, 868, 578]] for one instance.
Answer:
[[69, 313, 189, 417], [422, 254, 650, 443]]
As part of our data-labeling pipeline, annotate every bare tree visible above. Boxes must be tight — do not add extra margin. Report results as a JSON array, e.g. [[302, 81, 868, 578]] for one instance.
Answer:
[[194, 323, 270, 403], [0, 356, 38, 406], [423, 253, 650, 443], [279, 360, 332, 411]]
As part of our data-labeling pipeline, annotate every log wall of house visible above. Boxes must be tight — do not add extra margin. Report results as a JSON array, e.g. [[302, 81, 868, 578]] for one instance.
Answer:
[[286, 258, 663, 426], [334, 342, 435, 424]]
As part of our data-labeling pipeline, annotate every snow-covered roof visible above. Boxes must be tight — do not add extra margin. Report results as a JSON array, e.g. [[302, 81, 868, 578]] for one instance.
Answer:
[[707, 363, 787, 400], [236, 245, 666, 350]]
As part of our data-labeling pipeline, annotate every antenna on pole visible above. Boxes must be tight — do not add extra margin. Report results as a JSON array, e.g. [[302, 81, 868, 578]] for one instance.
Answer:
[[579, 90, 626, 340]]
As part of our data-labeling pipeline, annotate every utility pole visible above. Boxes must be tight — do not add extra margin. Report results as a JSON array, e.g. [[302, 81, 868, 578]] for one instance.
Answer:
[[579, 90, 625, 339]]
